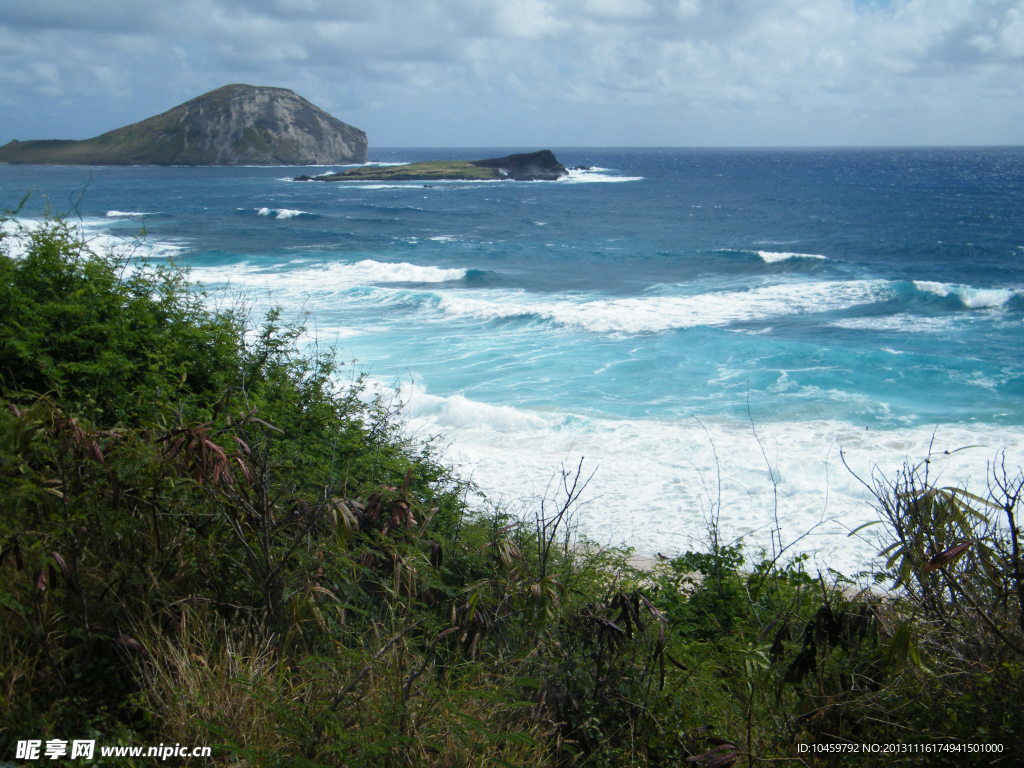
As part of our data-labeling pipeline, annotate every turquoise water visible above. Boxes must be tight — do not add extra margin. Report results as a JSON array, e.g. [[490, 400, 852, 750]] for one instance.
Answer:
[[4, 147, 1023, 570]]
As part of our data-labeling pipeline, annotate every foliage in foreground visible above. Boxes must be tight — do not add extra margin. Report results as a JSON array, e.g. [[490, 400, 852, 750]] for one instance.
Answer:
[[0, 217, 1022, 766]]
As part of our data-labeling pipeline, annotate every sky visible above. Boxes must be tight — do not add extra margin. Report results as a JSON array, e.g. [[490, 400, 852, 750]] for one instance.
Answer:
[[1, 0, 1022, 148]]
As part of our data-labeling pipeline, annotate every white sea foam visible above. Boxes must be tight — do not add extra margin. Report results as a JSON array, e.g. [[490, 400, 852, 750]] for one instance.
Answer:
[[913, 280, 1020, 308], [188, 258, 468, 295], [830, 313, 961, 333], [2, 216, 186, 261], [106, 210, 154, 218], [256, 207, 311, 219], [89, 233, 186, 261], [562, 167, 643, 183], [383, 380, 1024, 575], [345, 183, 420, 190], [78, 216, 189, 260], [309, 323, 366, 341], [438, 280, 891, 334], [398, 385, 552, 432], [308, 258, 467, 284], [757, 250, 828, 263], [0, 219, 34, 259]]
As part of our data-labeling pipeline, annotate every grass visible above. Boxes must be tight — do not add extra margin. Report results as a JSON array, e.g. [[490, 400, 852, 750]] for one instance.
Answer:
[[0, 109, 185, 165], [0, 214, 1021, 766], [316, 160, 502, 181]]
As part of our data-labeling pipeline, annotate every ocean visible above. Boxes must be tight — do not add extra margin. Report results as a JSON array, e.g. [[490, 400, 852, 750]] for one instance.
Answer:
[[3, 146, 1023, 573]]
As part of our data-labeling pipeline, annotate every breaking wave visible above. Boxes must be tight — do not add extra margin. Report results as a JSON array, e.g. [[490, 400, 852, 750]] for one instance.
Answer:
[[756, 250, 828, 263], [912, 280, 1022, 309], [561, 167, 643, 183], [255, 207, 314, 219], [436, 280, 892, 334], [187, 258, 470, 296], [106, 210, 154, 218]]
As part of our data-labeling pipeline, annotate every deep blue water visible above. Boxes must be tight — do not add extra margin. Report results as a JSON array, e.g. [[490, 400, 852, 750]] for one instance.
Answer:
[[4, 147, 1023, 569]]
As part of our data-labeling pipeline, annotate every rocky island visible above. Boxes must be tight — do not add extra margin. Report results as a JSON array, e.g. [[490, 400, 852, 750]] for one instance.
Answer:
[[0, 84, 367, 166], [295, 150, 568, 182]]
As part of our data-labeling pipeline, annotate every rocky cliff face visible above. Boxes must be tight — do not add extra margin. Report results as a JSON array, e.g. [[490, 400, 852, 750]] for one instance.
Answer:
[[470, 150, 566, 180], [0, 84, 367, 166]]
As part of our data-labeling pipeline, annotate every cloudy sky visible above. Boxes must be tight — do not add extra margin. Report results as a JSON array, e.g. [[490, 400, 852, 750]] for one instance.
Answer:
[[1, 0, 1022, 148]]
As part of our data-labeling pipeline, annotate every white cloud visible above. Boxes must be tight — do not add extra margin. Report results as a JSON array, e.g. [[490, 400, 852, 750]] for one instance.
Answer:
[[993, 5, 1024, 57], [0, 0, 1021, 145], [583, 0, 653, 20], [492, 0, 570, 38]]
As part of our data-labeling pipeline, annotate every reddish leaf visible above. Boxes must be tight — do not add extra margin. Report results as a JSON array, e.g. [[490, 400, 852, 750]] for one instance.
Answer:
[[924, 540, 973, 572], [114, 634, 145, 653], [234, 456, 253, 483], [52, 551, 68, 574]]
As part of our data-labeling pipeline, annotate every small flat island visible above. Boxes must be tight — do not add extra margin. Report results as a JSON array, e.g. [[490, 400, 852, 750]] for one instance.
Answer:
[[295, 149, 568, 182]]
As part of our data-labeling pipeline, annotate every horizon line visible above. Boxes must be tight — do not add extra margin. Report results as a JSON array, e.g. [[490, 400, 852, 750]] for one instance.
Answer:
[[367, 143, 1024, 150]]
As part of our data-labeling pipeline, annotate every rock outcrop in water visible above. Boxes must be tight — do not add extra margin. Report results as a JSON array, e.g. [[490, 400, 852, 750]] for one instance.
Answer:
[[0, 84, 367, 166], [295, 150, 568, 182]]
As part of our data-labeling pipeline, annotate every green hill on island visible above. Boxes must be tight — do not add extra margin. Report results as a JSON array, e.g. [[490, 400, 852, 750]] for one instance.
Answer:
[[0, 84, 367, 166]]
